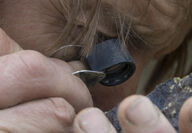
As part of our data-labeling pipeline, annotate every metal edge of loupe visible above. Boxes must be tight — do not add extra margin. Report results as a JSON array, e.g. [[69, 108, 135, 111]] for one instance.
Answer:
[[72, 70, 106, 88], [50, 45, 83, 61], [50, 45, 106, 88]]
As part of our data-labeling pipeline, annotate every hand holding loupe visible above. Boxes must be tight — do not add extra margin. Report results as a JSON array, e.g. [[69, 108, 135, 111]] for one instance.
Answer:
[[51, 39, 136, 87]]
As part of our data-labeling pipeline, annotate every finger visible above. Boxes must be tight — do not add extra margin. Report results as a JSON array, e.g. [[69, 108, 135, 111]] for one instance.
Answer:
[[0, 98, 75, 133], [74, 108, 117, 133], [0, 28, 23, 56], [179, 97, 192, 133], [118, 95, 177, 133], [0, 50, 92, 111]]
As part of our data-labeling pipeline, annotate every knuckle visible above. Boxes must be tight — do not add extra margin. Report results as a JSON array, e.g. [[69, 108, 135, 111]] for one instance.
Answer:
[[15, 50, 50, 78], [48, 98, 75, 126], [18, 50, 45, 61]]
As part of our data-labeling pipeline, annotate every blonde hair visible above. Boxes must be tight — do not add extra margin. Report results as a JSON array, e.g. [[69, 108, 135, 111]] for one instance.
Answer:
[[48, 0, 101, 57], [49, 0, 192, 93]]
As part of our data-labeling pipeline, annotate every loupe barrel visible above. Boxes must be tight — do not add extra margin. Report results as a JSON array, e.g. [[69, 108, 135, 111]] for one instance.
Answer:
[[86, 39, 136, 86]]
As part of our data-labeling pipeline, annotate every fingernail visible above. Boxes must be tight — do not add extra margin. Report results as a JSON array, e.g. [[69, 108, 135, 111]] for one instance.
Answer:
[[77, 108, 111, 133], [126, 97, 159, 127]]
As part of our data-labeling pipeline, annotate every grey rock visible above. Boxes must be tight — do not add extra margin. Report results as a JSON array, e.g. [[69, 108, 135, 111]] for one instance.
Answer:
[[106, 73, 192, 133]]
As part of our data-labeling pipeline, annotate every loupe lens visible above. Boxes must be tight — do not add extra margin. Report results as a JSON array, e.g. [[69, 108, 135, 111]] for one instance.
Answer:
[[101, 63, 135, 86], [106, 63, 127, 74]]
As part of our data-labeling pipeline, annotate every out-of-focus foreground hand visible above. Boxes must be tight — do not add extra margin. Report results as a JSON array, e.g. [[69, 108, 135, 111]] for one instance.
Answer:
[[0, 28, 93, 132], [74, 95, 192, 133]]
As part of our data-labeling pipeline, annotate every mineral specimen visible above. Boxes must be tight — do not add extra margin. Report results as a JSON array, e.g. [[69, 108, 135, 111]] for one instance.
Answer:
[[106, 73, 192, 133]]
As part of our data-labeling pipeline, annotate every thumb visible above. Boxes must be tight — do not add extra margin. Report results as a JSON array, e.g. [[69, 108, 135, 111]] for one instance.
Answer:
[[118, 95, 177, 133], [0, 28, 23, 56], [74, 108, 117, 133]]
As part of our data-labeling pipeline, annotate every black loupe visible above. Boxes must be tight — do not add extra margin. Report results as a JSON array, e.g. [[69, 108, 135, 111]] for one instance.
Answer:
[[86, 39, 136, 86]]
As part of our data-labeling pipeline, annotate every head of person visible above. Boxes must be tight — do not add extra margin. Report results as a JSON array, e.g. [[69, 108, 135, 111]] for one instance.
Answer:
[[0, 0, 191, 110]]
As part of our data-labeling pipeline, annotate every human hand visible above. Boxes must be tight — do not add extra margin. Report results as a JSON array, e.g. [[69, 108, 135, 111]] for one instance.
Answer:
[[74, 95, 192, 133], [0, 28, 93, 132]]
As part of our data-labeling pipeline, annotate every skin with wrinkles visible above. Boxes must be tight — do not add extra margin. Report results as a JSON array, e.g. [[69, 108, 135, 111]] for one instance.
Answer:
[[0, 0, 191, 110], [0, 0, 191, 133]]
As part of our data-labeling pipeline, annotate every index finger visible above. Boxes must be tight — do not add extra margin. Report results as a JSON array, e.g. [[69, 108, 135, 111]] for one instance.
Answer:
[[0, 28, 92, 112], [0, 50, 93, 112]]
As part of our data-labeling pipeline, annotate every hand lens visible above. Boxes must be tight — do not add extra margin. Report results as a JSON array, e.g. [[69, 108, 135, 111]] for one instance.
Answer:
[[86, 39, 136, 86], [51, 45, 106, 87], [51, 39, 136, 87]]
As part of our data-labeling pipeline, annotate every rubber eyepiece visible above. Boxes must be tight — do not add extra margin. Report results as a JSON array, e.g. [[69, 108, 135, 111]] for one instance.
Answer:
[[86, 39, 136, 86]]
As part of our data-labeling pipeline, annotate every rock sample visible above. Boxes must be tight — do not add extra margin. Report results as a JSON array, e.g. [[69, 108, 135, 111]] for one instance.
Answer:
[[106, 73, 192, 133]]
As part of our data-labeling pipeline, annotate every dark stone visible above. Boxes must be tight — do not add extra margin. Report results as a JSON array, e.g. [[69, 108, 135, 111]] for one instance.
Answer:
[[106, 73, 192, 133]]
